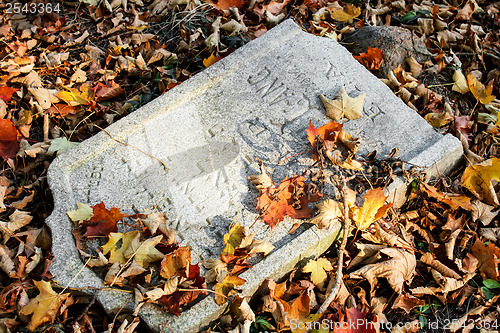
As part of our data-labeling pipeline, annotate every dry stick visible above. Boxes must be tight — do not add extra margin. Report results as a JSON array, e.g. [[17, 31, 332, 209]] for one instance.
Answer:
[[94, 125, 169, 170], [317, 176, 351, 314]]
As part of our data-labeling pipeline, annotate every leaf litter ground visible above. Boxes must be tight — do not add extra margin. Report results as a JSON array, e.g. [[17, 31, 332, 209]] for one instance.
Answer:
[[0, 0, 499, 332]]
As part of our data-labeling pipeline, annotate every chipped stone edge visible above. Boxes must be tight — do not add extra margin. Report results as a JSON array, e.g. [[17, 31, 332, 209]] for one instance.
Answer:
[[386, 133, 463, 207], [138, 224, 341, 332]]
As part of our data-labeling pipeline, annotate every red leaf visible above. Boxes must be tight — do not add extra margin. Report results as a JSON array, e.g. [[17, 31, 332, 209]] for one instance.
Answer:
[[94, 81, 125, 102], [334, 307, 377, 333], [0, 119, 19, 160], [46, 103, 78, 117], [158, 263, 207, 316], [81, 202, 124, 237], [354, 48, 384, 71], [0, 86, 19, 102]]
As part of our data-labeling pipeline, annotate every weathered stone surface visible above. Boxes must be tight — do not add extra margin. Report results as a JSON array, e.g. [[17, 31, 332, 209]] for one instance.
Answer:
[[46, 19, 462, 332], [342, 26, 430, 76]]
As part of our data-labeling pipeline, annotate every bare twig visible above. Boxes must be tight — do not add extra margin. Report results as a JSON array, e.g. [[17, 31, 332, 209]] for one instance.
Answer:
[[317, 175, 351, 314]]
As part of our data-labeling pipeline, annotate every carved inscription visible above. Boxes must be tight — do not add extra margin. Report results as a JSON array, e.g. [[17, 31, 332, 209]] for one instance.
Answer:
[[248, 67, 289, 105], [87, 165, 103, 199]]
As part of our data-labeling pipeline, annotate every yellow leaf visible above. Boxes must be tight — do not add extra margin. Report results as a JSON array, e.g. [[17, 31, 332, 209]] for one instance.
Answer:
[[222, 222, 245, 255], [462, 157, 500, 205], [67, 202, 93, 223], [329, 4, 361, 22], [452, 69, 469, 94], [122, 234, 164, 268], [203, 52, 223, 68], [214, 275, 246, 305], [320, 87, 365, 121], [467, 74, 496, 105], [20, 280, 70, 331], [309, 198, 343, 229], [55, 83, 94, 106], [424, 112, 454, 128], [102, 231, 139, 264], [351, 188, 392, 230], [302, 258, 333, 285]]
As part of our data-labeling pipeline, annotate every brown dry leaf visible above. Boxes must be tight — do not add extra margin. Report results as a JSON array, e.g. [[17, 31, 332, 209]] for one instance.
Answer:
[[362, 223, 414, 250], [467, 74, 496, 105], [452, 69, 469, 94], [347, 243, 385, 269], [471, 200, 497, 226], [320, 87, 365, 121], [10, 191, 35, 210], [123, 234, 164, 268], [424, 112, 454, 128], [420, 252, 461, 279], [87, 251, 109, 267], [0, 244, 15, 277], [141, 211, 167, 234], [248, 239, 275, 256], [455, 1, 475, 21], [20, 280, 70, 331], [309, 198, 343, 229], [248, 162, 274, 189], [420, 183, 473, 210], [145, 276, 180, 301], [461, 157, 500, 205], [202, 257, 228, 283], [351, 188, 392, 230], [392, 292, 425, 314], [479, 228, 500, 242], [471, 239, 499, 280], [0, 210, 33, 242], [350, 247, 416, 294], [11, 71, 54, 110], [302, 258, 333, 286], [160, 246, 191, 279]]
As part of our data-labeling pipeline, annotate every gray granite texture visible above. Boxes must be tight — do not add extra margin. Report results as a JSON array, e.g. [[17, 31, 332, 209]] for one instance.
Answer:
[[46, 19, 462, 332]]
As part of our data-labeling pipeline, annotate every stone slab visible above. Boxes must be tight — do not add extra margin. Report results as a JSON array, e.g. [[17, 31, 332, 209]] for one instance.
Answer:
[[46, 19, 462, 332]]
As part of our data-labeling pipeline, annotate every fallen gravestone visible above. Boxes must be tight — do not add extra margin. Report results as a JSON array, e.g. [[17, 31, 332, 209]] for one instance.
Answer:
[[46, 19, 462, 332]]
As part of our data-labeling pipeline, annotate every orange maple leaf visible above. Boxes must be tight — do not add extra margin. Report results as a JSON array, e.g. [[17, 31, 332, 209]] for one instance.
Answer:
[[205, 0, 245, 11], [350, 188, 392, 230], [354, 48, 384, 71], [306, 120, 343, 147], [81, 202, 124, 237], [0, 119, 19, 160], [256, 175, 320, 229], [0, 86, 19, 102]]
